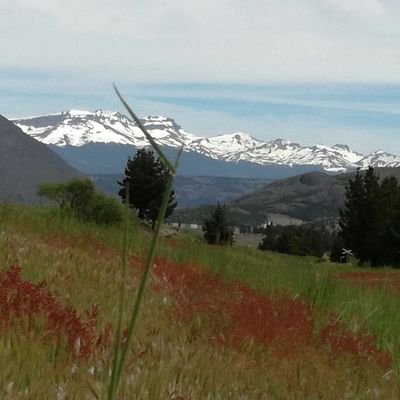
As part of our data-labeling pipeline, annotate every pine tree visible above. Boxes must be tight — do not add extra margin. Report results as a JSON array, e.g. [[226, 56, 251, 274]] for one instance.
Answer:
[[339, 168, 369, 264], [258, 224, 278, 251], [379, 176, 400, 264], [364, 166, 383, 265], [118, 149, 177, 229], [339, 166, 400, 266], [202, 203, 234, 245]]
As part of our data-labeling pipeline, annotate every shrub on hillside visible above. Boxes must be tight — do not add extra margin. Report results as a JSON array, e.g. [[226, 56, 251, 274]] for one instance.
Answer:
[[38, 178, 122, 226]]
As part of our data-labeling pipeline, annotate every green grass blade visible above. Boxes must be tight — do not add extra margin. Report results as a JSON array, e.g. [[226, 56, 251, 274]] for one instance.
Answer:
[[113, 84, 177, 174], [108, 89, 184, 398], [107, 183, 130, 400], [113, 170, 176, 389]]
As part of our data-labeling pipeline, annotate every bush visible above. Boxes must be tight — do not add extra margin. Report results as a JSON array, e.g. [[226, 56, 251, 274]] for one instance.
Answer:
[[38, 178, 122, 226], [85, 192, 123, 226]]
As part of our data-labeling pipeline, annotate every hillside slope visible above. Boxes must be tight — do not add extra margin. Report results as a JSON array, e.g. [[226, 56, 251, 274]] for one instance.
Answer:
[[0, 115, 83, 203], [232, 167, 400, 223]]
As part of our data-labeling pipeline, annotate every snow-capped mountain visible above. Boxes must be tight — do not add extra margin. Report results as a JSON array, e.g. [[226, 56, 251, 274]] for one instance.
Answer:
[[357, 150, 400, 169], [187, 132, 264, 160], [14, 110, 196, 148], [13, 110, 400, 173]]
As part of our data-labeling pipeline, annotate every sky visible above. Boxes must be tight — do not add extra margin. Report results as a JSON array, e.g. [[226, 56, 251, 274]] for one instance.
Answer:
[[1, 0, 400, 154]]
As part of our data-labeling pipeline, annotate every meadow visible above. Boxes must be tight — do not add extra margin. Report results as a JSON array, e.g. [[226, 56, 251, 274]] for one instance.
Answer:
[[1, 204, 400, 399]]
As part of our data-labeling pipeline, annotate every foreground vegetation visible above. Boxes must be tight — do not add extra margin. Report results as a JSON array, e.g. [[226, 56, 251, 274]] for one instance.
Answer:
[[1, 205, 400, 399]]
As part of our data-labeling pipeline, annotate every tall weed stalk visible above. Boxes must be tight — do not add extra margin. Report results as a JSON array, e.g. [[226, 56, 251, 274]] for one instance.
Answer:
[[107, 86, 183, 399]]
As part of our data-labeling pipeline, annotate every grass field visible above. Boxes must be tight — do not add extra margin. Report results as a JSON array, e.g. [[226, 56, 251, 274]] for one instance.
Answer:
[[1, 204, 400, 399]]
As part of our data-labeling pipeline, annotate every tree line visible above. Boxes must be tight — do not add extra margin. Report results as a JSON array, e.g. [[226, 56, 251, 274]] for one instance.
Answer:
[[258, 166, 400, 267]]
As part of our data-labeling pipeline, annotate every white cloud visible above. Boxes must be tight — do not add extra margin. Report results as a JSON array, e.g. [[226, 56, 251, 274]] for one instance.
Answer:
[[1, 0, 400, 82]]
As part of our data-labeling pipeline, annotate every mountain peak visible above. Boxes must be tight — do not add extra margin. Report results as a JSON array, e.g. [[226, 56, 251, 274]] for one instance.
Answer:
[[333, 143, 350, 152], [271, 138, 291, 145]]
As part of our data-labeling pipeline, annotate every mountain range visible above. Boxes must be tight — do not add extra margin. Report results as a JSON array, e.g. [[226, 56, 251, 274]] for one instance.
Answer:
[[13, 110, 400, 175]]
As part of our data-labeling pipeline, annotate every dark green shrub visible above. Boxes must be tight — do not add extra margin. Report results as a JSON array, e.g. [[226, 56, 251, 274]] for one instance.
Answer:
[[38, 178, 122, 226]]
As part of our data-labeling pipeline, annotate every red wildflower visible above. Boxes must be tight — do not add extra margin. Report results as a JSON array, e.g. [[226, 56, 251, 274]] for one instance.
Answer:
[[0, 265, 110, 359]]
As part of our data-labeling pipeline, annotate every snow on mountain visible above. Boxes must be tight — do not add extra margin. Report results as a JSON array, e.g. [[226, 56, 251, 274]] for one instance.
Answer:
[[13, 110, 400, 173], [357, 150, 400, 169], [228, 140, 363, 172], [13, 110, 196, 148], [187, 132, 263, 160]]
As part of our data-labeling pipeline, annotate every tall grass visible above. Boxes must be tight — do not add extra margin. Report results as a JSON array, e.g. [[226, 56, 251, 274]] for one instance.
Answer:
[[2, 203, 400, 398], [159, 235, 400, 359], [107, 86, 183, 399]]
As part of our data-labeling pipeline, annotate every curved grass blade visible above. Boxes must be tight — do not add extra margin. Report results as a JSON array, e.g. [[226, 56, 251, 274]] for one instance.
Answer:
[[108, 87, 184, 399], [107, 183, 130, 399], [113, 169, 177, 387]]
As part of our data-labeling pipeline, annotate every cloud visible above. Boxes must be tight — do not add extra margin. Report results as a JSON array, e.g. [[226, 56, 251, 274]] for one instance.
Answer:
[[1, 1, 400, 82], [326, 0, 384, 17]]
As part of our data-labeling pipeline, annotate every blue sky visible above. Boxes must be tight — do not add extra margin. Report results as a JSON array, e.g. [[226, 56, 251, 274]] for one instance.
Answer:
[[1, 0, 400, 154]]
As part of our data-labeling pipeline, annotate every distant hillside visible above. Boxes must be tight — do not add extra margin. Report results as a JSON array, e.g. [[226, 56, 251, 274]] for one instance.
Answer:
[[232, 167, 400, 224], [0, 115, 83, 204], [170, 167, 400, 226], [91, 174, 271, 208], [232, 171, 345, 223]]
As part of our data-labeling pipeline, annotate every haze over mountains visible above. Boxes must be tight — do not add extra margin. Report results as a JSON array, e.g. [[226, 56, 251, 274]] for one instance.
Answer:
[[14, 110, 400, 177]]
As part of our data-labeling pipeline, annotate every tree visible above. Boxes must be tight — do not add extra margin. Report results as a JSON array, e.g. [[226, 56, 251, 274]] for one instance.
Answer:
[[258, 224, 279, 251], [339, 167, 400, 266], [118, 149, 177, 229], [202, 203, 234, 245], [37, 178, 122, 226], [258, 223, 333, 257], [329, 235, 346, 263]]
